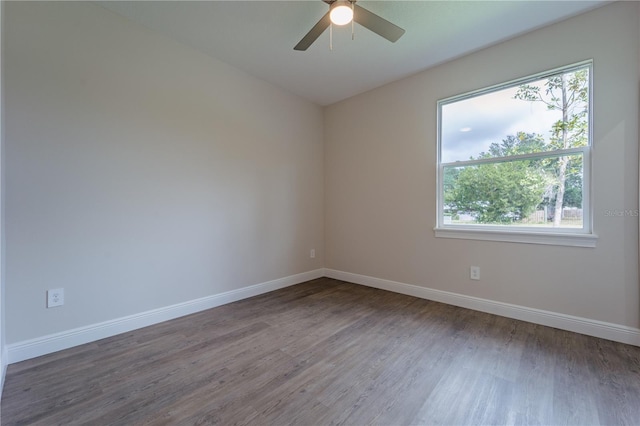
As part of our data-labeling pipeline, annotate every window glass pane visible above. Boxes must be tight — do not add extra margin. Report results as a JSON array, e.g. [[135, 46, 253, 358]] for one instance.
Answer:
[[443, 154, 583, 228], [441, 68, 589, 163]]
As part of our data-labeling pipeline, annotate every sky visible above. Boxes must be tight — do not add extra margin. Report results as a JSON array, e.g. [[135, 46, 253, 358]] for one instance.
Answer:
[[440, 78, 562, 164]]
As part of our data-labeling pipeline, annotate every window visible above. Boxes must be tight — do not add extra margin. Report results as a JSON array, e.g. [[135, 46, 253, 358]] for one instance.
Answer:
[[436, 61, 596, 247]]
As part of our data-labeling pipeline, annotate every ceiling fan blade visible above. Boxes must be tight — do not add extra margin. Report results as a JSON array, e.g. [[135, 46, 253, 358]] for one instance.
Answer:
[[354, 4, 405, 43], [294, 11, 331, 51]]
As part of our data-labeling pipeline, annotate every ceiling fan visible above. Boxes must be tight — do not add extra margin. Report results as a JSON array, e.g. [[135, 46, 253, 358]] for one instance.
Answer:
[[294, 0, 405, 51]]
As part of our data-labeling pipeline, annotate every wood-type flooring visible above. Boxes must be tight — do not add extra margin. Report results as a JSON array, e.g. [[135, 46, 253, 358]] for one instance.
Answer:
[[2, 278, 640, 425]]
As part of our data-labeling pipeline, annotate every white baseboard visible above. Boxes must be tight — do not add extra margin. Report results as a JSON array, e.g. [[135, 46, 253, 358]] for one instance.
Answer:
[[324, 269, 640, 347], [7, 269, 325, 364], [8, 267, 638, 365]]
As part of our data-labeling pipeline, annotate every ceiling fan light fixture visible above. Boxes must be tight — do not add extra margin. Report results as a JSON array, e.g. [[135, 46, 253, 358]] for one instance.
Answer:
[[330, 1, 353, 26]]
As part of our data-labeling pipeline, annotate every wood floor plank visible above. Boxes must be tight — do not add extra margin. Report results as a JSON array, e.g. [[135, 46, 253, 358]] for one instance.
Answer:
[[2, 278, 639, 425]]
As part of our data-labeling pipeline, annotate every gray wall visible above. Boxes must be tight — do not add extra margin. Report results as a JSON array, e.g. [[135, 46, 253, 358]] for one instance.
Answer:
[[3, 1, 640, 357], [325, 2, 640, 328], [4, 2, 324, 343]]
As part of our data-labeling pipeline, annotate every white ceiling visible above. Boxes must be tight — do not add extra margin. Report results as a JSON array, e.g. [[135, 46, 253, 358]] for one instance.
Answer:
[[97, 1, 607, 106]]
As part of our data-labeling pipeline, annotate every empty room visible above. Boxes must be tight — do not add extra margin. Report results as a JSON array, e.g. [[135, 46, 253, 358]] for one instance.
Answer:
[[0, 0, 639, 424]]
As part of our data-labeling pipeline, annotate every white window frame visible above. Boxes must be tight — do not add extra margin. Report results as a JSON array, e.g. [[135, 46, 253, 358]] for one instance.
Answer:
[[435, 61, 597, 248]]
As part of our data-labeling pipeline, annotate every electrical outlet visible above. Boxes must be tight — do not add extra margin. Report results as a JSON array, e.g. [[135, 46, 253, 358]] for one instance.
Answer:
[[470, 266, 480, 281], [310, 249, 316, 259], [47, 288, 64, 308]]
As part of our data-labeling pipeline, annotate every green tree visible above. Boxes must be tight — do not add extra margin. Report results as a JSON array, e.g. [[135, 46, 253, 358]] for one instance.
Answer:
[[483, 133, 546, 158], [514, 69, 588, 225], [445, 133, 551, 224]]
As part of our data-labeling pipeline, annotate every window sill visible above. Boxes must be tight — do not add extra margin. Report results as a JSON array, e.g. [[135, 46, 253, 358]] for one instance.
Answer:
[[434, 226, 598, 248]]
